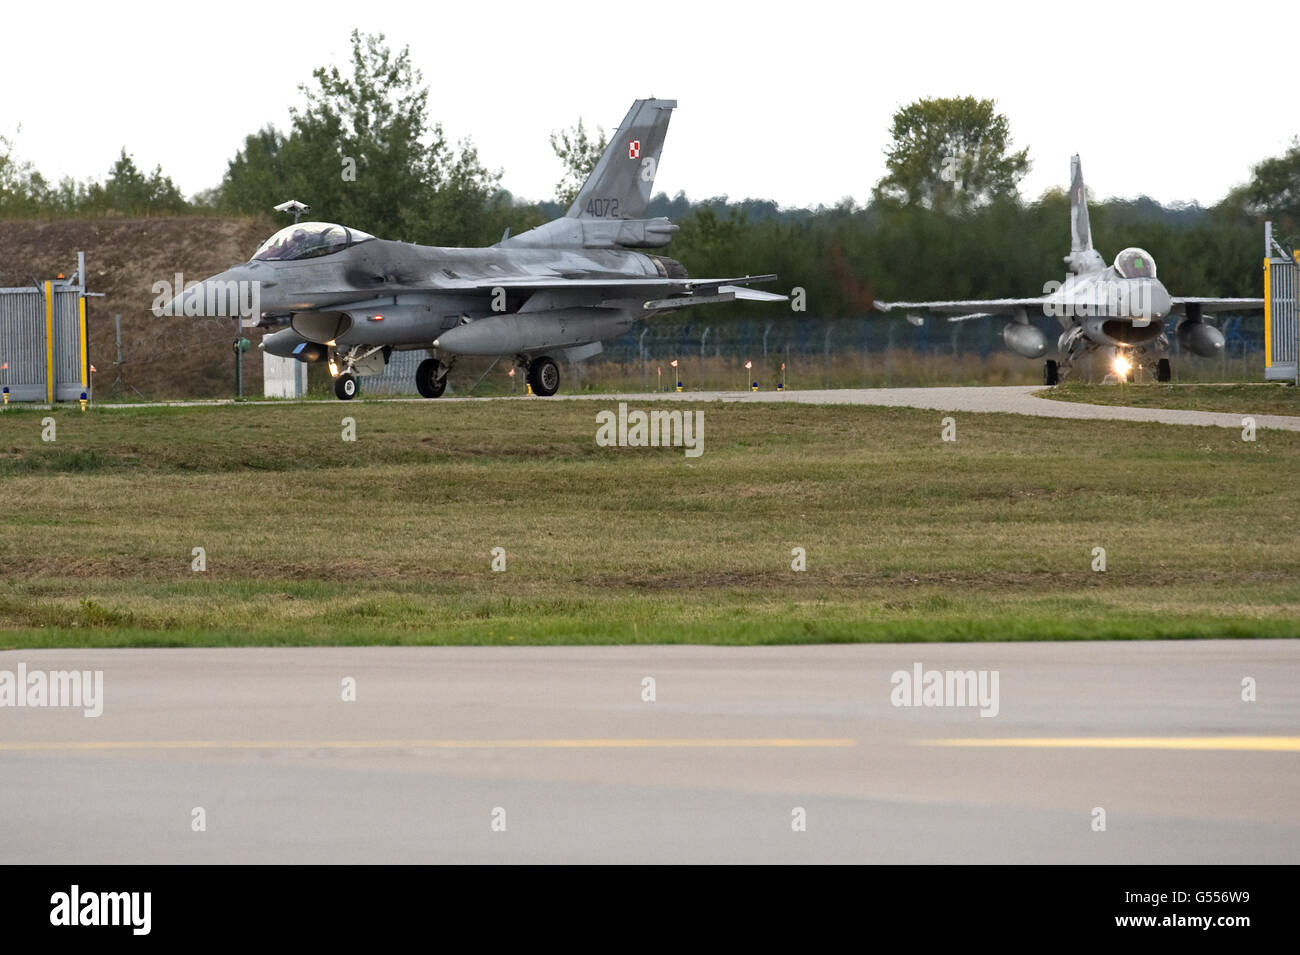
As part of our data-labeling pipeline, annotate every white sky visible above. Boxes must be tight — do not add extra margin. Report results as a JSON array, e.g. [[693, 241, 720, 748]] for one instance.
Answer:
[[3, 0, 1296, 210]]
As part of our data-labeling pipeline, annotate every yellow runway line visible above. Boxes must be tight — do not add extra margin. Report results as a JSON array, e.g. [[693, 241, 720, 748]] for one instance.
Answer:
[[917, 737, 1300, 752], [0, 737, 857, 753]]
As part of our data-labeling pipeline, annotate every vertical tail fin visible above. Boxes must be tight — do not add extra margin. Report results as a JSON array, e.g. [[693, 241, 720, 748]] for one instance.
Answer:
[[567, 98, 675, 220], [1069, 154, 1092, 252], [1064, 154, 1104, 273]]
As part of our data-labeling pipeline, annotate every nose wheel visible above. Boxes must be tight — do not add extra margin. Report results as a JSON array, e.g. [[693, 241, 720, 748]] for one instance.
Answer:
[[329, 344, 389, 400], [334, 373, 357, 400]]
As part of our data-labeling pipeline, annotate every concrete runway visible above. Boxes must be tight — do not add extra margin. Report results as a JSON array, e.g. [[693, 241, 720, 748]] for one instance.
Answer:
[[1, 642, 1296, 863], [91, 385, 1300, 432]]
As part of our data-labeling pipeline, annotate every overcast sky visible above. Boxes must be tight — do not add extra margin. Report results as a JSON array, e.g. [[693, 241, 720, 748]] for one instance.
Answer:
[[4, 1, 1296, 213]]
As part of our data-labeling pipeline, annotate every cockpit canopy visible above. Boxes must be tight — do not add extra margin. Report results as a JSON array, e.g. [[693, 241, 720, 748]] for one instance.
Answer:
[[1114, 247, 1157, 280], [252, 222, 375, 262]]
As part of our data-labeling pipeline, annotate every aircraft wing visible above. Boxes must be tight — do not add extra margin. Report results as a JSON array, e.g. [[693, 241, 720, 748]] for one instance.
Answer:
[[878, 297, 1268, 319], [1170, 297, 1266, 314], [439, 274, 780, 293], [435, 273, 786, 312], [637, 284, 787, 311], [874, 299, 1050, 321]]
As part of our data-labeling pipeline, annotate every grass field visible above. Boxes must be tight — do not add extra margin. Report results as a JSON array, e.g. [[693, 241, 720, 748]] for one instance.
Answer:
[[1, 397, 1297, 647], [1041, 382, 1300, 416]]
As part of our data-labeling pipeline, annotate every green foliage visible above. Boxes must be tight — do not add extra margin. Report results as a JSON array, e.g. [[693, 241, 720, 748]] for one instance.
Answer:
[[873, 96, 1030, 213], [1, 137, 188, 218], [82, 149, 189, 215], [217, 30, 534, 246], [0, 131, 53, 216], [1232, 135, 1300, 237], [550, 118, 607, 208], [217, 126, 294, 219]]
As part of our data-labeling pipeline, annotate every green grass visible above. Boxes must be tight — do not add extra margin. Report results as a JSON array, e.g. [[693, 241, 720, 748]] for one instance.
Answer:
[[1, 398, 1297, 647], [1039, 382, 1300, 416]]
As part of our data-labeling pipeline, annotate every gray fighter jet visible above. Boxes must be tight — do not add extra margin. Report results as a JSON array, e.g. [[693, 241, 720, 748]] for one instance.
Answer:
[[876, 156, 1264, 384], [171, 98, 785, 399]]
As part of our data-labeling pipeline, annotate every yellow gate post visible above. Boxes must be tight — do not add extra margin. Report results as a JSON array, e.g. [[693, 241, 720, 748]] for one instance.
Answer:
[[1264, 255, 1272, 373], [44, 280, 54, 404], [79, 295, 89, 392]]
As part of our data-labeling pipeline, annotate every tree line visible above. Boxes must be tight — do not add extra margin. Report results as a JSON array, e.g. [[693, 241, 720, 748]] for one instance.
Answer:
[[3, 32, 1298, 310]]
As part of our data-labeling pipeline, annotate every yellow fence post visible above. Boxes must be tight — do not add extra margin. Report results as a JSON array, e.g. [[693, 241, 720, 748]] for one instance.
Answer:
[[1263, 258, 1272, 372], [79, 295, 89, 392], [44, 280, 54, 403]]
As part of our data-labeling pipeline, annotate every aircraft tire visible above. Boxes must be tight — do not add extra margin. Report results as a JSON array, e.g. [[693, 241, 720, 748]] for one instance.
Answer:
[[1156, 358, 1171, 383], [416, 359, 447, 398], [334, 373, 358, 400], [528, 356, 560, 396], [1043, 359, 1059, 386]]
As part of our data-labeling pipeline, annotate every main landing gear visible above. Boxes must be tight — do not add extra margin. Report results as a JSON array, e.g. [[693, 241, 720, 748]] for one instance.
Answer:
[[415, 358, 448, 398], [332, 351, 566, 399], [412, 353, 562, 398], [1117, 351, 1174, 383], [1043, 349, 1172, 385], [524, 355, 560, 396]]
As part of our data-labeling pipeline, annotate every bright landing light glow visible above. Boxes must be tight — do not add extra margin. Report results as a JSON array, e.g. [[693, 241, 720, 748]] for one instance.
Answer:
[[1112, 354, 1132, 378]]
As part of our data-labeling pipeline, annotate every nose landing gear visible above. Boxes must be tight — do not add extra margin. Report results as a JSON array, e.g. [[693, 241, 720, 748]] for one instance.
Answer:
[[334, 373, 357, 400], [328, 344, 389, 400]]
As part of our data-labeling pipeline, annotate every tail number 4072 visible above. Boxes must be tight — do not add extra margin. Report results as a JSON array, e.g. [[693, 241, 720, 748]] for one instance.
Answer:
[[585, 198, 620, 217]]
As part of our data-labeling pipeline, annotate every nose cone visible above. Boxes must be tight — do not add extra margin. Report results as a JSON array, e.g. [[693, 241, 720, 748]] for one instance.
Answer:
[[157, 266, 264, 320], [1149, 280, 1172, 319], [1125, 278, 1171, 326]]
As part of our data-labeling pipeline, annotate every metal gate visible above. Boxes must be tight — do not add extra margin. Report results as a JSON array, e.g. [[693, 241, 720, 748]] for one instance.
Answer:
[[0, 255, 90, 403], [1265, 222, 1298, 384]]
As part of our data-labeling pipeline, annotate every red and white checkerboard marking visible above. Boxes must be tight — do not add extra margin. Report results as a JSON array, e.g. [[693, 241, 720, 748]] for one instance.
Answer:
[[628, 140, 640, 159]]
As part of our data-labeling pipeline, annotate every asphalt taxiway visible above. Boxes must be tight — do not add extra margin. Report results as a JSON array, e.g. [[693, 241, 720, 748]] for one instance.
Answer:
[[1, 641, 1295, 863]]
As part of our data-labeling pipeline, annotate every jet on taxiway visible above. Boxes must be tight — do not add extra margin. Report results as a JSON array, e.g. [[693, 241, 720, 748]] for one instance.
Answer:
[[876, 156, 1264, 384], [170, 99, 785, 399]]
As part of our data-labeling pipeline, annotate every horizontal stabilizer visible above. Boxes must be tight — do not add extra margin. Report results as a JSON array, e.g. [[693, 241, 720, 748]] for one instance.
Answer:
[[721, 285, 788, 302]]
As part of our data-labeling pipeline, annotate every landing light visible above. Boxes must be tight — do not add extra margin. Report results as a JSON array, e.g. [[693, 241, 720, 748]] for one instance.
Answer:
[[1112, 354, 1132, 379], [328, 360, 339, 377]]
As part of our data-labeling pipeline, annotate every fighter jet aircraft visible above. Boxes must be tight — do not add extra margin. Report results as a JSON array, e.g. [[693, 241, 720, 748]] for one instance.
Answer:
[[170, 98, 785, 399], [876, 156, 1264, 384]]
